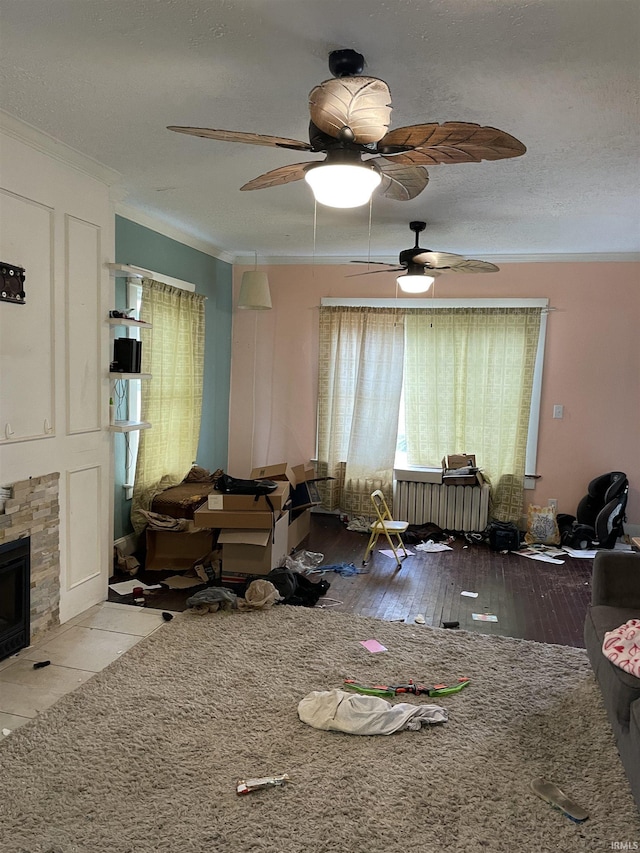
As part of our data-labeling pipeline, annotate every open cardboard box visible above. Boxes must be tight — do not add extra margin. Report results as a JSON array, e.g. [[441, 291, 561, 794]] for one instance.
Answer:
[[443, 469, 485, 486], [250, 462, 297, 488], [442, 454, 477, 470], [218, 511, 289, 575], [441, 453, 482, 485], [193, 505, 278, 529], [291, 462, 332, 510], [249, 460, 330, 511], [145, 528, 214, 571], [204, 512, 310, 579], [288, 507, 311, 551], [206, 481, 290, 512]]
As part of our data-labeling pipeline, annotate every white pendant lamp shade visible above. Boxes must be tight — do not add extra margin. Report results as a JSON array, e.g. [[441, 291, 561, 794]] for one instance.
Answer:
[[396, 273, 435, 294], [304, 163, 382, 208], [238, 270, 272, 310]]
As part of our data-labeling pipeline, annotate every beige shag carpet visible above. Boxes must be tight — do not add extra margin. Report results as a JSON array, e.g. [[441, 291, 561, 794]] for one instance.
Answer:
[[1, 606, 638, 853]]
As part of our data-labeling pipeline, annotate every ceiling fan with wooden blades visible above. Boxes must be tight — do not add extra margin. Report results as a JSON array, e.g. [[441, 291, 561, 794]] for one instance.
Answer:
[[349, 220, 500, 292], [168, 48, 526, 209]]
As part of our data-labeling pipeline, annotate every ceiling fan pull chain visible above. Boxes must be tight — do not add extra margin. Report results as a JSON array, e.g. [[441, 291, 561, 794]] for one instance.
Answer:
[[367, 197, 373, 267], [312, 199, 317, 278]]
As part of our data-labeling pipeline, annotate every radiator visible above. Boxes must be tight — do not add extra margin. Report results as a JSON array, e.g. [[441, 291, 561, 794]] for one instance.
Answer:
[[393, 479, 490, 532]]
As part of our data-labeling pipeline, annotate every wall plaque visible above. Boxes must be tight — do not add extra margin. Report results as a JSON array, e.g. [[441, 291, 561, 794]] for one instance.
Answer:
[[0, 262, 26, 304]]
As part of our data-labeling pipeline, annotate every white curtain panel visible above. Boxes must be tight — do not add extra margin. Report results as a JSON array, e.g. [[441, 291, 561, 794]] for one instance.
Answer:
[[317, 307, 404, 516], [403, 307, 542, 522]]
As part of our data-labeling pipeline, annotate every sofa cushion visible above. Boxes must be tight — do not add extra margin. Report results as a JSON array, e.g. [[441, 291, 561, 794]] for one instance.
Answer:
[[627, 697, 640, 809], [603, 618, 640, 678], [585, 605, 640, 729], [631, 695, 640, 738]]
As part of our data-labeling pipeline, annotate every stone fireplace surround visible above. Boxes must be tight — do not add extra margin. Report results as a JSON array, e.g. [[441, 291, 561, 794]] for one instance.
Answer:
[[0, 472, 60, 644]]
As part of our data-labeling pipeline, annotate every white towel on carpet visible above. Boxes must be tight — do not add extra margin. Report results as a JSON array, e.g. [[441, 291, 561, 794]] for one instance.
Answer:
[[297, 689, 447, 735]]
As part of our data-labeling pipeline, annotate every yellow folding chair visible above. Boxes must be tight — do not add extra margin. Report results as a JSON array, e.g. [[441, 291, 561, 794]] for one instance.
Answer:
[[363, 489, 409, 570]]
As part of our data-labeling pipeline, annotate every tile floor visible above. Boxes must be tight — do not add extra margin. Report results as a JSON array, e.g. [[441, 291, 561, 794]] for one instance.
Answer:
[[0, 601, 175, 738]]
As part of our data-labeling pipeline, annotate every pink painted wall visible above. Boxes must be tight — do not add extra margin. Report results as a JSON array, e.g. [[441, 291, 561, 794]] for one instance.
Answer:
[[229, 262, 640, 528]]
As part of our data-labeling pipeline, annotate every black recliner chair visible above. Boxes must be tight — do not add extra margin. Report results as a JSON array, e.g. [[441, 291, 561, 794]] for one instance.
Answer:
[[558, 471, 629, 550]]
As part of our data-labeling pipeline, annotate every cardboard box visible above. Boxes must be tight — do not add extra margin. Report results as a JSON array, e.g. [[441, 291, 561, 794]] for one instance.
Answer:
[[206, 481, 290, 512], [442, 454, 477, 470], [250, 462, 297, 487], [219, 571, 260, 587], [145, 528, 214, 571], [288, 508, 311, 551], [292, 463, 315, 484], [443, 470, 485, 487], [290, 463, 328, 510], [219, 511, 289, 575], [193, 506, 277, 529], [290, 480, 322, 511], [393, 465, 443, 485]]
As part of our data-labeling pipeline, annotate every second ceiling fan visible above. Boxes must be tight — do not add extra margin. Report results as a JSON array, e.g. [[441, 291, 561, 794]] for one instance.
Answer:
[[349, 221, 500, 292]]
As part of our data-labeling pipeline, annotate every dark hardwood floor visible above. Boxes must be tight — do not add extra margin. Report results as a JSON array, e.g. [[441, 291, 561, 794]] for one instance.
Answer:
[[112, 512, 594, 648], [305, 513, 593, 648]]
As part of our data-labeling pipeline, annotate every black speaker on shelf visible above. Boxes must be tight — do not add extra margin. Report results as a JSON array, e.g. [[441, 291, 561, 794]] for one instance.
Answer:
[[113, 338, 141, 373]]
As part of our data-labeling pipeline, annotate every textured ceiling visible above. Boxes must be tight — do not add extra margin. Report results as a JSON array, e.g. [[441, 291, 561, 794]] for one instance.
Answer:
[[1, 0, 639, 262]]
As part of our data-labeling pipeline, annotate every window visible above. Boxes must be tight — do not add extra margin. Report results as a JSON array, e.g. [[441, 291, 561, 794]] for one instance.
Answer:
[[318, 298, 549, 521], [322, 298, 547, 481]]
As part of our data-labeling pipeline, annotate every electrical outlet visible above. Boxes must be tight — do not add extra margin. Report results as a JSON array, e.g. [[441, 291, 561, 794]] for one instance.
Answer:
[[548, 499, 558, 511], [553, 404, 564, 419]]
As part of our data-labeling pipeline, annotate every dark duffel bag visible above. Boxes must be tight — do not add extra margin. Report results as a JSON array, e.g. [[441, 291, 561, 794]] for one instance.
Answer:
[[486, 520, 521, 552], [217, 473, 278, 496]]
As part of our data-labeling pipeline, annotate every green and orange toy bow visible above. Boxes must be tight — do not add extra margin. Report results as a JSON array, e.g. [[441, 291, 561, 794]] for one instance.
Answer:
[[343, 677, 470, 698]]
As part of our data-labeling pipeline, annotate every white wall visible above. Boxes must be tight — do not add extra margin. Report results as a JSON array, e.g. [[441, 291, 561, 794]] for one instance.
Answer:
[[0, 116, 118, 622]]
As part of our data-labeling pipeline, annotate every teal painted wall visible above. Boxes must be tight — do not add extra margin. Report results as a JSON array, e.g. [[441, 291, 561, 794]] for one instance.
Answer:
[[113, 215, 233, 540]]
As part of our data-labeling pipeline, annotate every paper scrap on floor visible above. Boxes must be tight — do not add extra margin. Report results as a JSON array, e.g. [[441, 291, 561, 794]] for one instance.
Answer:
[[516, 548, 565, 564], [380, 549, 415, 559], [472, 613, 498, 622], [415, 540, 453, 552], [163, 574, 205, 589], [360, 639, 388, 653], [461, 591, 478, 598], [562, 547, 598, 559], [109, 579, 163, 595]]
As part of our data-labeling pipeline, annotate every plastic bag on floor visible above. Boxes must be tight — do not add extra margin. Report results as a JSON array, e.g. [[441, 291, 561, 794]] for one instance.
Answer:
[[283, 550, 324, 574], [314, 562, 361, 577], [346, 516, 371, 533]]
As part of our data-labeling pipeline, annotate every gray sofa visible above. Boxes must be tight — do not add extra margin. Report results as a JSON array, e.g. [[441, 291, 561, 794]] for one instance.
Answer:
[[584, 550, 640, 809]]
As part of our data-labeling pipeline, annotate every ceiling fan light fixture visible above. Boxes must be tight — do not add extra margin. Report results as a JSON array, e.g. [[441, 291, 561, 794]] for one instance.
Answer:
[[238, 270, 272, 310], [304, 162, 381, 208], [396, 273, 435, 294]]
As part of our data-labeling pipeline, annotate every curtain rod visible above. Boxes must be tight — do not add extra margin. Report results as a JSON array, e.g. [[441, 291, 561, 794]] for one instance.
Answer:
[[320, 297, 553, 310], [106, 263, 200, 294]]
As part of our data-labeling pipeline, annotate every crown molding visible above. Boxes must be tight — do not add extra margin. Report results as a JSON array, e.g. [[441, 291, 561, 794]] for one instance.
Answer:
[[234, 252, 640, 265], [473, 253, 640, 264], [0, 109, 121, 186], [115, 203, 234, 265]]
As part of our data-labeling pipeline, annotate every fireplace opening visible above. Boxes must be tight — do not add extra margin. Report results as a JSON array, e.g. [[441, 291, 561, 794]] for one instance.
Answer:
[[0, 537, 30, 662]]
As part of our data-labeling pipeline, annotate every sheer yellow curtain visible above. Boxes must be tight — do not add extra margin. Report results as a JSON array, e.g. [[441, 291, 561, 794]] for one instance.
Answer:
[[316, 306, 404, 516], [131, 280, 206, 533], [404, 307, 541, 522]]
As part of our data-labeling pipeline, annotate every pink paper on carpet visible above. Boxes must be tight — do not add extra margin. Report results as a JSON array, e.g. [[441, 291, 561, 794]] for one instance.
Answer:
[[360, 639, 387, 653]]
